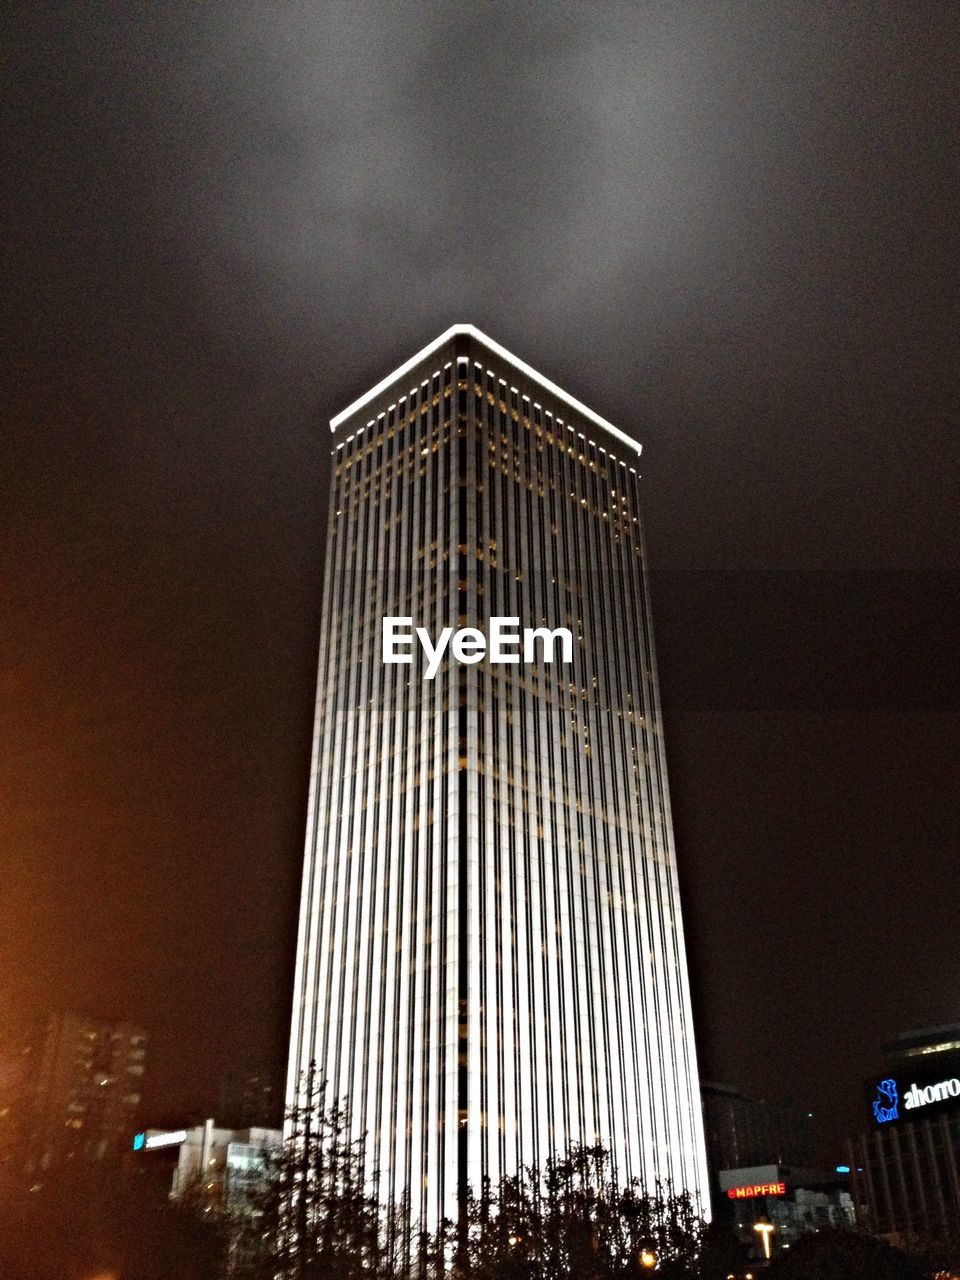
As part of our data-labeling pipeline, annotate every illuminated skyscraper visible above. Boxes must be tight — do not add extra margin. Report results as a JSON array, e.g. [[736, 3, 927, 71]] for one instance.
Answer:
[[287, 325, 709, 1227]]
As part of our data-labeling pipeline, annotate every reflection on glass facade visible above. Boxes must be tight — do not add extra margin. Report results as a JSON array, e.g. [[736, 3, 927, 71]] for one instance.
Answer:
[[287, 325, 709, 1228]]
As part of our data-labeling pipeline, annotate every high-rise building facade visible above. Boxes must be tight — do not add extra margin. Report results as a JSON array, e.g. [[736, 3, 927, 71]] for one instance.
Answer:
[[851, 1024, 960, 1240], [287, 325, 709, 1228]]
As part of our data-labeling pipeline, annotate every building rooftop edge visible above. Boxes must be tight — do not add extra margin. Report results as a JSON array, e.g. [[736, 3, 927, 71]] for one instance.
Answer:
[[328, 323, 642, 455], [889, 1024, 960, 1043]]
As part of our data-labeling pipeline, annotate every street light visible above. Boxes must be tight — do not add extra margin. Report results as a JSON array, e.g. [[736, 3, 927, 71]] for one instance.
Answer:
[[753, 1221, 775, 1260], [638, 1247, 657, 1269]]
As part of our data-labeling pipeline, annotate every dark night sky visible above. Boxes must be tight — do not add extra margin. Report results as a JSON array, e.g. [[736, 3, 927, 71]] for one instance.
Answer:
[[3, 3, 958, 1159]]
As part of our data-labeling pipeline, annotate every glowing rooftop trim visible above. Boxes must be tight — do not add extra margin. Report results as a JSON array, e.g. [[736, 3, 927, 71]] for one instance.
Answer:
[[329, 324, 641, 454]]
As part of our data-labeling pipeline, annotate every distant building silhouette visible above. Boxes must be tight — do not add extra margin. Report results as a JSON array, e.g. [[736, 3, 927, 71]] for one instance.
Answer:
[[701, 1081, 814, 1174], [219, 1069, 282, 1128], [0, 1014, 38, 1170], [26, 1011, 146, 1173]]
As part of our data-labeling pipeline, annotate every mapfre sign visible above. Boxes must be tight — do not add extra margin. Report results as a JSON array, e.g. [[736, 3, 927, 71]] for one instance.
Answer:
[[726, 1181, 786, 1200]]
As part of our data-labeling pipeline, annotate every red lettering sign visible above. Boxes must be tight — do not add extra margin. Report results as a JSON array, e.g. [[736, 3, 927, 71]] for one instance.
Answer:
[[726, 1182, 786, 1199]]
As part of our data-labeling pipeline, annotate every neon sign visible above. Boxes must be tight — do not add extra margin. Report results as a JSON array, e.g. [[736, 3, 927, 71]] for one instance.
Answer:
[[872, 1078, 899, 1124], [905, 1077, 960, 1110], [726, 1182, 785, 1199], [134, 1129, 188, 1150], [868, 1071, 960, 1126]]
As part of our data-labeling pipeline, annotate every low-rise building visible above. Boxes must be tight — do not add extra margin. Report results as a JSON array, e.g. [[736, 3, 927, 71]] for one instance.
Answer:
[[133, 1119, 282, 1210], [719, 1163, 855, 1260]]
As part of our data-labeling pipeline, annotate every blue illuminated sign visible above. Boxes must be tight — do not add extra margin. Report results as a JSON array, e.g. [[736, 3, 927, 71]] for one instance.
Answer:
[[835, 1165, 851, 1174], [872, 1078, 899, 1124], [133, 1132, 146, 1150]]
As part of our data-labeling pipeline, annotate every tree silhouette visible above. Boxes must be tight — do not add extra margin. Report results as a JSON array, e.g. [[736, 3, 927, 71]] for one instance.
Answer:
[[454, 1143, 703, 1280], [230, 1078, 705, 1280], [763, 1227, 928, 1280], [230, 1066, 406, 1280]]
